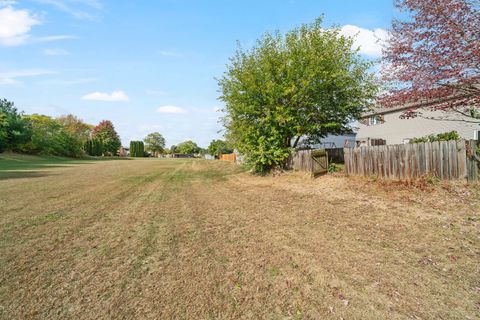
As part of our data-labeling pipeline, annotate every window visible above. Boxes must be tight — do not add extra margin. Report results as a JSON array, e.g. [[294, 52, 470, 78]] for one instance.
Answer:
[[368, 115, 384, 126], [475, 130, 480, 141]]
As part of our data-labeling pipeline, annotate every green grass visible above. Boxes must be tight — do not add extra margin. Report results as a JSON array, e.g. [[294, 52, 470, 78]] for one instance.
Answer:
[[0, 152, 130, 180], [0, 152, 131, 171], [0, 152, 85, 170]]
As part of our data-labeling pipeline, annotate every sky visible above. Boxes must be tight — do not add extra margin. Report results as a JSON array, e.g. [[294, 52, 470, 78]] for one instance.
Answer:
[[0, 0, 396, 147]]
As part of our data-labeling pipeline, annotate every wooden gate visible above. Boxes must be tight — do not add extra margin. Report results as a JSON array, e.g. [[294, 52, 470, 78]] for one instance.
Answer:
[[287, 149, 328, 176], [311, 149, 328, 176]]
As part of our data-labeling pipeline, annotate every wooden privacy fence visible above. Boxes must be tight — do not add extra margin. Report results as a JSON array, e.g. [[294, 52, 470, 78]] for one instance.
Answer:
[[344, 140, 479, 181], [287, 149, 328, 176], [219, 153, 236, 162]]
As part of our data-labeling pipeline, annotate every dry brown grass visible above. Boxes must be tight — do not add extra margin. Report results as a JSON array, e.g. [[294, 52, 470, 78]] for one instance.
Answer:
[[0, 157, 479, 319]]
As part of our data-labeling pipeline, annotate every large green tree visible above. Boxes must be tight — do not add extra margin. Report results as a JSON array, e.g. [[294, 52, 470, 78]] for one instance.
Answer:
[[143, 132, 166, 156], [208, 139, 233, 157], [0, 99, 31, 152], [21, 114, 84, 157], [218, 18, 378, 172], [57, 114, 92, 144], [91, 120, 121, 155], [176, 140, 201, 154]]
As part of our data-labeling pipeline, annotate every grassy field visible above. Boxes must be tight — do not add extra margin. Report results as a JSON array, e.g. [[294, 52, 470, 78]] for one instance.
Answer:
[[0, 154, 479, 319]]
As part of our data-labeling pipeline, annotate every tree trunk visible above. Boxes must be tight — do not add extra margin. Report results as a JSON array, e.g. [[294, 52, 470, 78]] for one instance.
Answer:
[[292, 136, 301, 149]]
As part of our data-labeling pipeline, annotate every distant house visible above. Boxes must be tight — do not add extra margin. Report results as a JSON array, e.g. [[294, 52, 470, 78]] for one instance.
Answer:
[[297, 134, 357, 149], [356, 102, 480, 146], [170, 153, 194, 158], [118, 147, 129, 157]]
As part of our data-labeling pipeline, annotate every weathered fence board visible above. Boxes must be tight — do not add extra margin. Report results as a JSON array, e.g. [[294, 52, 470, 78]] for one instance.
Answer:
[[457, 141, 467, 179], [344, 139, 479, 181], [287, 149, 313, 172]]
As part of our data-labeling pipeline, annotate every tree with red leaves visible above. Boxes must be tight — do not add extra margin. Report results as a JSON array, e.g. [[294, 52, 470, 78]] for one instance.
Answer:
[[381, 0, 480, 121], [91, 120, 121, 155]]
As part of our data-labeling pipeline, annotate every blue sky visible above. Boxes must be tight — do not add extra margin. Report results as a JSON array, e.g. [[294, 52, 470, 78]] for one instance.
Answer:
[[0, 0, 395, 147]]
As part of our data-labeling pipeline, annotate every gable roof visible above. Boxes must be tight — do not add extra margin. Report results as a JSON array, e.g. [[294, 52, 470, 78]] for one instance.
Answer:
[[362, 87, 479, 118]]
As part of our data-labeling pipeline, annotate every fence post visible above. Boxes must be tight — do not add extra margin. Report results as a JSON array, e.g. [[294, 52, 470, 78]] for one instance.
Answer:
[[344, 148, 349, 175]]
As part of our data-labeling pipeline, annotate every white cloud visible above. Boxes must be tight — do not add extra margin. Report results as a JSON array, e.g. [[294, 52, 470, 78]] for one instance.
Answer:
[[156, 105, 187, 114], [34, 0, 103, 20], [43, 48, 70, 56], [0, 1, 18, 8], [34, 35, 77, 43], [0, 5, 75, 46], [0, 6, 41, 46], [81, 90, 129, 102], [75, 0, 102, 10], [339, 25, 389, 57], [0, 68, 56, 85]]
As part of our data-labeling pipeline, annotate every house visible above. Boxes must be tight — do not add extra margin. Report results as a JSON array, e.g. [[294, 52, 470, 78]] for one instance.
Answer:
[[356, 102, 480, 146], [170, 153, 194, 158], [297, 134, 357, 149], [118, 147, 129, 157]]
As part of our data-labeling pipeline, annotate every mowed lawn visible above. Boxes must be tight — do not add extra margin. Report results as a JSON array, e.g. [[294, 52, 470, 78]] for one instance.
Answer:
[[0, 154, 479, 319]]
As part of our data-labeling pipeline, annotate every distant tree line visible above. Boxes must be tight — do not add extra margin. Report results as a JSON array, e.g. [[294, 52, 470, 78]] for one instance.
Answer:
[[0, 98, 121, 157], [2, 98, 218, 159], [169, 140, 202, 155]]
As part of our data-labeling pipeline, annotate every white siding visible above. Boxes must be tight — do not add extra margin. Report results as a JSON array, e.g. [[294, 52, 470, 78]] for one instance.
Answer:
[[357, 109, 480, 145]]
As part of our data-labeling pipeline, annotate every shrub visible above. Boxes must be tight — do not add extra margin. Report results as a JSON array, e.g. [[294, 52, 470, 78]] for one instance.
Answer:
[[328, 163, 343, 173], [130, 141, 145, 157], [410, 131, 460, 143], [85, 139, 104, 156]]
